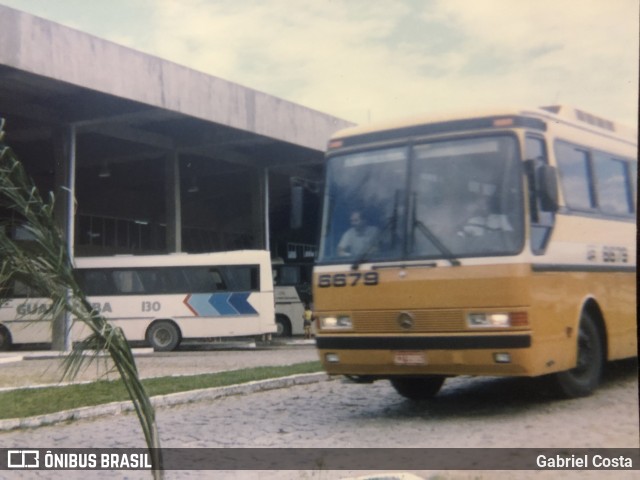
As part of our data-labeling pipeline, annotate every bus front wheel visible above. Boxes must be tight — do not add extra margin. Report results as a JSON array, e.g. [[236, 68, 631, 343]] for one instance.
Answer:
[[550, 311, 603, 398], [390, 376, 446, 400], [147, 321, 181, 352]]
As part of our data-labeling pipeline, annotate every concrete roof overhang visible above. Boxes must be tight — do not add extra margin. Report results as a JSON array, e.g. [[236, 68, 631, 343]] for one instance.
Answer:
[[0, 4, 354, 178]]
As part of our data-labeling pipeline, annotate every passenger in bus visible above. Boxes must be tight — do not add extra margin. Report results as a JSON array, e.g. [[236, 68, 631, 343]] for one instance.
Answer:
[[337, 211, 379, 257], [456, 191, 513, 239]]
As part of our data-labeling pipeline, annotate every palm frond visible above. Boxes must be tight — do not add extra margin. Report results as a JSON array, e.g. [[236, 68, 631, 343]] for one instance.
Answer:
[[0, 119, 163, 478]]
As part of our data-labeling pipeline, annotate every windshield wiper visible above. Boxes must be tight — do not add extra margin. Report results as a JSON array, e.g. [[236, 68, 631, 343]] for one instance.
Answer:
[[410, 192, 460, 266], [412, 220, 460, 266]]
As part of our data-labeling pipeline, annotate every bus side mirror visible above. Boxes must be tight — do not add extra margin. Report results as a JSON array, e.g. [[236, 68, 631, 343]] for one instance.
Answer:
[[290, 185, 304, 229], [536, 165, 559, 212]]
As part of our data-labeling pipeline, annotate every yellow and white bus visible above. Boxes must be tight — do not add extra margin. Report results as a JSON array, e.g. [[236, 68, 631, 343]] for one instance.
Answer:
[[314, 106, 636, 399], [0, 250, 276, 351]]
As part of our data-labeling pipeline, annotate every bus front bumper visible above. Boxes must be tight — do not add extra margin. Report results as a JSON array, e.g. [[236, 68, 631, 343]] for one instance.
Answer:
[[315, 334, 534, 377]]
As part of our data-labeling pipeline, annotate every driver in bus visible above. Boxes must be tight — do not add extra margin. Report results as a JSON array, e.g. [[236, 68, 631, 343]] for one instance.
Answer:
[[338, 211, 379, 257]]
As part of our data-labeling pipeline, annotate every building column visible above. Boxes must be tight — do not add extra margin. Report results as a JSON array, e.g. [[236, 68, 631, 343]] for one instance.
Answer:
[[263, 167, 270, 252], [251, 167, 269, 251], [165, 151, 182, 252], [52, 125, 76, 351]]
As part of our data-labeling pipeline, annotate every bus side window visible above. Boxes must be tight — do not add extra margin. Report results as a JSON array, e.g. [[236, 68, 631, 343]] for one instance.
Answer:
[[526, 136, 555, 254], [112, 270, 145, 294], [250, 266, 259, 291], [0, 281, 9, 299], [81, 270, 114, 296], [137, 270, 161, 294], [185, 267, 227, 292], [11, 280, 31, 298], [161, 267, 188, 293], [209, 269, 226, 291], [629, 162, 637, 212], [220, 265, 259, 291], [592, 153, 634, 215], [555, 141, 595, 211]]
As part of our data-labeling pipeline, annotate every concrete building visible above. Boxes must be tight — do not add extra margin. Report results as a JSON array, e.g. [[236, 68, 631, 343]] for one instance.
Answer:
[[0, 4, 354, 260]]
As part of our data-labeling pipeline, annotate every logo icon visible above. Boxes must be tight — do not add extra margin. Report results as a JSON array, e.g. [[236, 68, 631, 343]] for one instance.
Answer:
[[397, 311, 415, 330], [7, 450, 40, 469]]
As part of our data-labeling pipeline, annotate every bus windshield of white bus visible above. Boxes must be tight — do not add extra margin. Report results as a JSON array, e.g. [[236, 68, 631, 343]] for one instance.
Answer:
[[318, 134, 524, 264]]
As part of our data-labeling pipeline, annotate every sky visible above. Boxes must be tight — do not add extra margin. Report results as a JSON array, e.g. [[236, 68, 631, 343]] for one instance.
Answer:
[[1, 0, 638, 129]]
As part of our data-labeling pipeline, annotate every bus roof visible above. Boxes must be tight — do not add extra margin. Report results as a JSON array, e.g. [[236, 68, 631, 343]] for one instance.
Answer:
[[329, 105, 637, 147], [74, 250, 271, 269]]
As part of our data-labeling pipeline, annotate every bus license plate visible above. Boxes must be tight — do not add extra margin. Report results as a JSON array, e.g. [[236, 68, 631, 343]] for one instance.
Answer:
[[394, 351, 426, 365]]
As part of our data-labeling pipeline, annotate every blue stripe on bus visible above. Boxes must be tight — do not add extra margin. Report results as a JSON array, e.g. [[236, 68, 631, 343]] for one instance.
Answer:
[[186, 294, 219, 316], [186, 293, 257, 316], [228, 292, 257, 315], [210, 294, 237, 316]]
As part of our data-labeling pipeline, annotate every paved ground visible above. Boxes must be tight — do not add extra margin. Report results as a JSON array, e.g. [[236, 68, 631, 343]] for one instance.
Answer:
[[1, 342, 637, 480], [0, 338, 319, 390], [1, 358, 637, 480]]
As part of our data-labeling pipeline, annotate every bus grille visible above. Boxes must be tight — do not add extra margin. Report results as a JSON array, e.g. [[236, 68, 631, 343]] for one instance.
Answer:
[[352, 310, 465, 333]]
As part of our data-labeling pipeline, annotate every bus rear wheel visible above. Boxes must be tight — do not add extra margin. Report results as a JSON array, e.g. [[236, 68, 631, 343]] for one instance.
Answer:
[[550, 311, 603, 398], [390, 376, 446, 400], [274, 315, 292, 338], [147, 321, 181, 352]]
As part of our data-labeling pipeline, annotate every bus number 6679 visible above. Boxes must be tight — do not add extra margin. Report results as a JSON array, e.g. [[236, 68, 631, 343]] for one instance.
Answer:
[[317, 272, 379, 288]]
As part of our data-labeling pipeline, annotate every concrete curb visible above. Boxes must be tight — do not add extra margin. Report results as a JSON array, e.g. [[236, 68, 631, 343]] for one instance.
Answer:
[[0, 354, 24, 365], [0, 348, 155, 364], [0, 372, 330, 432]]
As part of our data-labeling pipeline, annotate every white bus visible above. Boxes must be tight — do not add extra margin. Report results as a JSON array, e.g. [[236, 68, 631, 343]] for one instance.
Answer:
[[272, 260, 313, 337], [0, 250, 276, 351]]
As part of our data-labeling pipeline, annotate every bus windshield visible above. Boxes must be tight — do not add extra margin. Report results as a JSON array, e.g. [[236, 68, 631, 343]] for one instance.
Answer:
[[318, 135, 524, 264]]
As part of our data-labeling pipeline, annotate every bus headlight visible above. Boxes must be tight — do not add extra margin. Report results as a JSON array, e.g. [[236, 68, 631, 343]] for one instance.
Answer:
[[325, 353, 340, 363], [467, 312, 511, 328], [320, 315, 353, 329]]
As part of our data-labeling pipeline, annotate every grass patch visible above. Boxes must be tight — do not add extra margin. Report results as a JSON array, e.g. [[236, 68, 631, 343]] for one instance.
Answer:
[[0, 361, 322, 420]]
